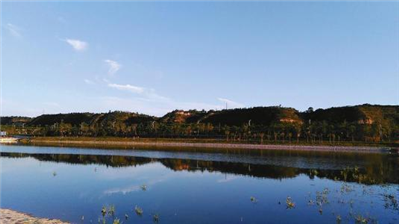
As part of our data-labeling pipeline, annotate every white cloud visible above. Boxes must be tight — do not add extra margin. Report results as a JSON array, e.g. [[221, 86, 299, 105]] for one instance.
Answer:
[[5, 23, 22, 38], [217, 98, 244, 109], [107, 82, 170, 101], [108, 83, 144, 94], [64, 39, 88, 51], [84, 79, 95, 85], [104, 59, 121, 76]]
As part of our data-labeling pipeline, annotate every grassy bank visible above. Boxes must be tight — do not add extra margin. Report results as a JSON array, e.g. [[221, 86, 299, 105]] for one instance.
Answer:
[[19, 136, 398, 153]]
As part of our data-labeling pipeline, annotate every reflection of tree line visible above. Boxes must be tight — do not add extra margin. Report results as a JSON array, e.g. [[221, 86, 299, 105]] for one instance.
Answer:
[[1, 152, 397, 184]]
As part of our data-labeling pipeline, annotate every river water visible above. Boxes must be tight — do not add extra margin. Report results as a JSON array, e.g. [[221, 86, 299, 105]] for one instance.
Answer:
[[0, 145, 398, 223]]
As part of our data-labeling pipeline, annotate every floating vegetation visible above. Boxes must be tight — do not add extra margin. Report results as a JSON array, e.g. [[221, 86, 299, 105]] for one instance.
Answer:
[[382, 193, 398, 210], [97, 206, 126, 224], [153, 214, 159, 223], [354, 214, 369, 224], [286, 197, 295, 209], [141, 184, 147, 191], [101, 206, 107, 217], [316, 188, 330, 206], [340, 183, 354, 193], [336, 215, 341, 224], [108, 205, 116, 216], [135, 205, 143, 216]]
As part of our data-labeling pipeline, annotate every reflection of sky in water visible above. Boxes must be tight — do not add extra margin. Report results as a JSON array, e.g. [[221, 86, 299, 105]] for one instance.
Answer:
[[0, 145, 398, 224]]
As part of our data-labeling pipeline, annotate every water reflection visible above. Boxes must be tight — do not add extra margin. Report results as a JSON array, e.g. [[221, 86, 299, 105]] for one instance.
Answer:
[[1, 149, 398, 185]]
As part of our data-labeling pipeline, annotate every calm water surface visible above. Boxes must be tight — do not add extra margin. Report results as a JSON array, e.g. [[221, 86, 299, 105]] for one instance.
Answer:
[[0, 145, 398, 224]]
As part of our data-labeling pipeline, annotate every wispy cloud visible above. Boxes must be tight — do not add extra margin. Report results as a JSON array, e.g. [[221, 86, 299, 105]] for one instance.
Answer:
[[64, 39, 88, 51], [107, 82, 169, 101], [104, 59, 121, 76], [84, 79, 95, 85], [108, 83, 144, 94], [217, 98, 244, 108], [5, 23, 22, 38]]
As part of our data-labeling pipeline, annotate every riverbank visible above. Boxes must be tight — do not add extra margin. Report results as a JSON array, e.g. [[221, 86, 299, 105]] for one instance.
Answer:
[[20, 137, 397, 153], [0, 209, 68, 224], [0, 137, 19, 144]]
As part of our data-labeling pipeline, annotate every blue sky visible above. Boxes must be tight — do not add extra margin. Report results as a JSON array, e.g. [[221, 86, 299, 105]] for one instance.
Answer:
[[2, 2, 398, 117]]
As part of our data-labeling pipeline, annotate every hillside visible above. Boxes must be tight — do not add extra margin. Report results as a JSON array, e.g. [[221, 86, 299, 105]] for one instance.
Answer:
[[26, 111, 155, 127], [1, 104, 398, 143], [202, 107, 302, 126], [29, 113, 94, 126], [302, 104, 399, 125], [0, 116, 31, 126]]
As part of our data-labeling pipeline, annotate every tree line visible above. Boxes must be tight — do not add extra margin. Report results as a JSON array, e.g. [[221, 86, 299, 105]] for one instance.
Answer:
[[1, 105, 398, 144]]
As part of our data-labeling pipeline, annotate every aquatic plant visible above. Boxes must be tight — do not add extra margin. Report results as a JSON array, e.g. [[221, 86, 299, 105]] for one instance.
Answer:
[[109, 205, 116, 216], [383, 193, 398, 210], [316, 188, 330, 205], [153, 214, 159, 223], [340, 183, 354, 193], [135, 205, 143, 216], [101, 206, 107, 217], [354, 214, 369, 224], [336, 215, 341, 224], [286, 197, 295, 209], [113, 218, 120, 224]]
